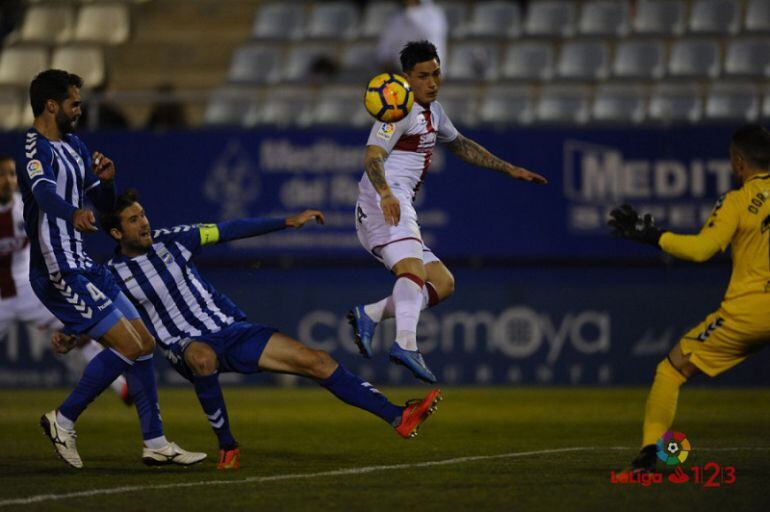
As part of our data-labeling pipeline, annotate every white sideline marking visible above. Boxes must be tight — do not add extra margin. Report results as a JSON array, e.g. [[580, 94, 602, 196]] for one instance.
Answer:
[[0, 447, 592, 507], [2, 445, 768, 507]]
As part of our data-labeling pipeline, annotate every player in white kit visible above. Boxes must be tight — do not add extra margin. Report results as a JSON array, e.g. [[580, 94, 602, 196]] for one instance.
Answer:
[[349, 41, 547, 382], [0, 155, 129, 402]]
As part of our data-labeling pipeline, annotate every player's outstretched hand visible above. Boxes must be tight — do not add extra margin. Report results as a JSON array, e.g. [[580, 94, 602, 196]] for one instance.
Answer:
[[73, 208, 98, 232], [506, 165, 548, 184], [380, 193, 401, 226], [286, 209, 325, 228], [608, 204, 664, 246], [51, 331, 78, 354], [92, 151, 115, 181]]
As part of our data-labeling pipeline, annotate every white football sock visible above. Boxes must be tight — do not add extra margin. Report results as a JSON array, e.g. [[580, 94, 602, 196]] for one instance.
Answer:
[[144, 435, 169, 450], [56, 410, 75, 431], [365, 283, 436, 323], [393, 275, 423, 351]]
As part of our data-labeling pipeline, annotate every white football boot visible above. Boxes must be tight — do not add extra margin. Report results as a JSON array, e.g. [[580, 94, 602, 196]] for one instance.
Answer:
[[40, 410, 83, 469], [142, 442, 207, 466]]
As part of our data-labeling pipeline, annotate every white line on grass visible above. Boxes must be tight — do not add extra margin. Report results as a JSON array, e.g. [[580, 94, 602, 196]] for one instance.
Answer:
[[2, 445, 768, 507]]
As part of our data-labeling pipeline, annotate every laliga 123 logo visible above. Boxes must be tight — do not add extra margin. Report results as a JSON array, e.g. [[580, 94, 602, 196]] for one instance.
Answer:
[[657, 430, 691, 466]]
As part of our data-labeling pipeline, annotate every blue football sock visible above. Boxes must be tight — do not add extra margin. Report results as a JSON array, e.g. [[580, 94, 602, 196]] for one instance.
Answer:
[[125, 354, 165, 441], [193, 373, 237, 450], [59, 348, 133, 423], [321, 365, 403, 425]]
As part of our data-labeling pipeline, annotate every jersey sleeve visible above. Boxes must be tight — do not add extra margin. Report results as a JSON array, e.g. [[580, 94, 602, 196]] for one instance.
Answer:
[[23, 136, 57, 193], [434, 102, 459, 143], [152, 224, 203, 260], [366, 119, 409, 153], [699, 192, 740, 251]]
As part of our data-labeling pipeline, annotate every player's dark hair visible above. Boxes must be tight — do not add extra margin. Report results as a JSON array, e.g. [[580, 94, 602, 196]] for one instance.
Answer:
[[0, 154, 14, 165], [731, 124, 770, 169], [400, 40, 440, 72], [29, 69, 83, 117], [99, 189, 140, 239]]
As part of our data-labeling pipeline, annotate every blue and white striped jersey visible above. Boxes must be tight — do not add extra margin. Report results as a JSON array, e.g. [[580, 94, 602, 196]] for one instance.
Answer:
[[19, 129, 99, 278], [106, 225, 247, 348]]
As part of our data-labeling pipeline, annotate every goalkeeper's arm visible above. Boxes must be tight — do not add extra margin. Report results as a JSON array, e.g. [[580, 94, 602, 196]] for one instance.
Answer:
[[199, 210, 325, 246], [658, 232, 721, 262]]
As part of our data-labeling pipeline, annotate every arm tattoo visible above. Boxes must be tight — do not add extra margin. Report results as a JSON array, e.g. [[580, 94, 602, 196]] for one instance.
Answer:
[[447, 134, 509, 173], [364, 154, 390, 193]]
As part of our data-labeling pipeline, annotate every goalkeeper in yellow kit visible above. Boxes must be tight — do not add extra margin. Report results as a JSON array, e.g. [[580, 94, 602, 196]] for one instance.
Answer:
[[609, 124, 770, 472]]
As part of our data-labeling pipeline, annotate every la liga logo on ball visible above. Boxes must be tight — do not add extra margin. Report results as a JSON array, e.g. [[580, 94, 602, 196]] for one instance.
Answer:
[[364, 73, 414, 123], [657, 430, 691, 466]]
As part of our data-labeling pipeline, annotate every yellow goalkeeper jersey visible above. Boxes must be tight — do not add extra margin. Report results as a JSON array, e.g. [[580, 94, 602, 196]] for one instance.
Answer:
[[701, 172, 770, 303]]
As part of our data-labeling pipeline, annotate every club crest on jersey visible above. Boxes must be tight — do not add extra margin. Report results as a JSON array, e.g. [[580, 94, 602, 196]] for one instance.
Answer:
[[27, 159, 43, 179], [158, 247, 173, 265], [376, 123, 396, 141]]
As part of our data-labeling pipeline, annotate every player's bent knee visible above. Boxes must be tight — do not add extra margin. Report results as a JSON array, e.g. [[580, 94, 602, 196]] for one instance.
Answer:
[[185, 343, 217, 376]]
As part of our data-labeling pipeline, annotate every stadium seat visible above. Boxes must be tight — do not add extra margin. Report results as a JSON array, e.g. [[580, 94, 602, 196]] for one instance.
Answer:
[[305, 2, 359, 40], [744, 0, 770, 33], [648, 83, 703, 123], [724, 40, 770, 77], [465, 1, 522, 38], [612, 39, 665, 80], [283, 43, 339, 83], [311, 86, 370, 127], [688, 0, 740, 35], [19, 5, 75, 43], [591, 84, 647, 124], [446, 42, 500, 82], [360, 2, 400, 39], [439, 1, 469, 38], [578, 1, 631, 37], [668, 39, 721, 79], [501, 41, 554, 81], [252, 87, 315, 127], [437, 85, 480, 127], [251, 2, 305, 40], [478, 85, 535, 124], [535, 85, 591, 124], [73, 3, 130, 44], [705, 83, 760, 121], [524, 0, 577, 37], [51, 46, 105, 88], [338, 43, 378, 83], [202, 88, 258, 127], [0, 88, 23, 130], [228, 44, 283, 85], [556, 41, 610, 81], [632, 0, 685, 35], [0, 46, 49, 87]]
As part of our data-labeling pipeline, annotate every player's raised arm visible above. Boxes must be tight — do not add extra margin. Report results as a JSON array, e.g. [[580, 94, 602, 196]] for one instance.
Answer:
[[199, 211, 325, 246], [84, 150, 117, 215], [364, 145, 400, 226], [608, 203, 731, 263], [445, 133, 548, 185]]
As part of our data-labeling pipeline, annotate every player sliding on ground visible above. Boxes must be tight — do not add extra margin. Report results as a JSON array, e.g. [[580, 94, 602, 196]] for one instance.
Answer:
[[22, 70, 204, 469], [609, 123, 770, 473], [349, 40, 547, 383], [53, 190, 442, 469]]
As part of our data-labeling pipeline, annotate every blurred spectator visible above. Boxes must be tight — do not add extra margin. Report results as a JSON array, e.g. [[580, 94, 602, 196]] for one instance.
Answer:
[[0, 0, 23, 44], [146, 84, 188, 131], [377, 0, 448, 73], [81, 82, 129, 131]]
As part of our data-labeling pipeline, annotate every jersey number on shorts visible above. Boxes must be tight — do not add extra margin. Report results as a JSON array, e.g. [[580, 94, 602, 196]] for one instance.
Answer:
[[85, 282, 107, 302]]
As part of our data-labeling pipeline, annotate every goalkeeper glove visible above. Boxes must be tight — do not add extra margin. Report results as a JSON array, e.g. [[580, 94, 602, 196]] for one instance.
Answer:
[[608, 204, 665, 247]]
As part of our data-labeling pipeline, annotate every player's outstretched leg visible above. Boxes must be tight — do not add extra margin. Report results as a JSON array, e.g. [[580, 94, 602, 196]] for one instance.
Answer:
[[183, 341, 239, 470], [77, 338, 132, 405], [258, 332, 442, 438], [627, 347, 694, 473]]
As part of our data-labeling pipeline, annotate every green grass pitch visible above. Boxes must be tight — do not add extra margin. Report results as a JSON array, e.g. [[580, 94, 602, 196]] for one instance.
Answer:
[[0, 388, 768, 511]]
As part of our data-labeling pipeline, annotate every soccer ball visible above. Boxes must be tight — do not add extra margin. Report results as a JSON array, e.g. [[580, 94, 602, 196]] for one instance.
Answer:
[[363, 73, 414, 123]]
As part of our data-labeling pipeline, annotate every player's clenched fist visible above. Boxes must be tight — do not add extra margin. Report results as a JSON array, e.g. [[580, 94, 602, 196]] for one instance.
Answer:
[[92, 151, 115, 181], [380, 193, 401, 226], [286, 210, 325, 228], [73, 208, 98, 232]]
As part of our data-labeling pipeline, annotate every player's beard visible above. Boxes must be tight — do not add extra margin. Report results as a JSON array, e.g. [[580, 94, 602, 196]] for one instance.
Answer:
[[55, 109, 78, 134]]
